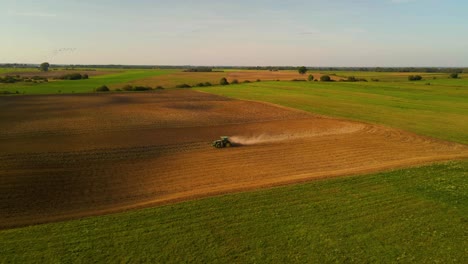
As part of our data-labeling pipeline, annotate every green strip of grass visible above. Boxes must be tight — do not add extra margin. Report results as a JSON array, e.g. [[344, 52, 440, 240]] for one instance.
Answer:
[[0, 69, 177, 94], [0, 161, 466, 263], [198, 80, 468, 144], [0, 68, 38, 74]]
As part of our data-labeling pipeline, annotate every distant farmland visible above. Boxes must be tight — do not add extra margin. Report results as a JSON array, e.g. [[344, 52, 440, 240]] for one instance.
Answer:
[[0, 69, 466, 262], [2, 67, 462, 94]]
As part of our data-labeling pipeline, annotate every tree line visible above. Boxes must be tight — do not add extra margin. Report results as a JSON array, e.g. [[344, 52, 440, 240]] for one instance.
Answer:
[[1, 63, 467, 73]]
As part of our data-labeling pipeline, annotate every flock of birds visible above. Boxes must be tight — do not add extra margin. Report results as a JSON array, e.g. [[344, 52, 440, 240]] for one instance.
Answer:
[[47, 48, 78, 61]]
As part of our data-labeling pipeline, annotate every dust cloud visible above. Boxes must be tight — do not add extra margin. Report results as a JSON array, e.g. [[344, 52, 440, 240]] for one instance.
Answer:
[[229, 125, 366, 146], [230, 134, 299, 145]]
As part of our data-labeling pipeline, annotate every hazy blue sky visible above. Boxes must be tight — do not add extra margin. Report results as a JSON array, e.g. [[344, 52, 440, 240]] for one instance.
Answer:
[[1, 0, 467, 66]]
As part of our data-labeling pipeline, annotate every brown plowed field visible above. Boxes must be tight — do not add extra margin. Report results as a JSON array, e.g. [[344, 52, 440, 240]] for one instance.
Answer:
[[1, 90, 467, 229]]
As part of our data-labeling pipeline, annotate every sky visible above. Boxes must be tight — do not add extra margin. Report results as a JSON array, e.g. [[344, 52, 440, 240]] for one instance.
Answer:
[[1, 0, 467, 66]]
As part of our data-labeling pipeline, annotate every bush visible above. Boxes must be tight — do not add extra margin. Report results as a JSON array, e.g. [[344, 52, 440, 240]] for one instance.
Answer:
[[96, 85, 109, 92], [0, 76, 20, 83], [195, 83, 205, 87], [292, 79, 306, 82], [243, 80, 251, 83], [58, 73, 85, 80], [256, 79, 261, 82], [231, 79, 239, 84], [220, 78, 229, 85], [155, 86, 165, 90], [408, 75, 422, 81], [308, 75, 314, 81], [320, 75, 332, 82], [31, 76, 44, 80], [371, 78, 380, 82], [122, 85, 133, 91], [176, 84, 191, 88], [450, 73, 459, 79], [204, 82, 212, 86], [133, 86, 152, 91], [82, 74, 89, 79]]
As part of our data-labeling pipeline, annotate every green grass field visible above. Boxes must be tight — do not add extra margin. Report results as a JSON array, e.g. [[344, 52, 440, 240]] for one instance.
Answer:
[[198, 79, 468, 144], [0, 68, 38, 74], [0, 69, 177, 94], [1, 161, 466, 263]]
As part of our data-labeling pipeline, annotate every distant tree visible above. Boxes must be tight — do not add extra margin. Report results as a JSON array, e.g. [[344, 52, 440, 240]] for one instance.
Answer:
[[408, 75, 422, 81], [450, 73, 459, 79], [133, 86, 152, 91], [220, 77, 229, 85], [122, 85, 133, 91], [175, 84, 191, 88], [298, 66, 307, 75], [308, 74, 314, 81], [183, 67, 213, 72], [96, 85, 109, 92], [320, 75, 331, 82], [59, 73, 83, 80], [231, 79, 239, 84], [39, 62, 50, 72]]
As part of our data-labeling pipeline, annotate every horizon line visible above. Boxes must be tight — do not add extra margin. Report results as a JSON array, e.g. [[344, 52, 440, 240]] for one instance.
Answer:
[[1, 63, 467, 69]]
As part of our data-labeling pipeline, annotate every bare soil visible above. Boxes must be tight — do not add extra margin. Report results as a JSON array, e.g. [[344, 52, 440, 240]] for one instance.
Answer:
[[1, 90, 466, 229]]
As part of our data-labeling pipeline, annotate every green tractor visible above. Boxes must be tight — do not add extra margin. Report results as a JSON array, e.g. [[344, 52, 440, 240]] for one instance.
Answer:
[[212, 136, 232, 148]]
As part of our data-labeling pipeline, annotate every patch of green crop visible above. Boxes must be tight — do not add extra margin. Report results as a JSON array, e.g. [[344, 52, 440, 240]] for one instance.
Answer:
[[0, 68, 37, 74], [0, 69, 177, 94], [0, 160, 466, 263]]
